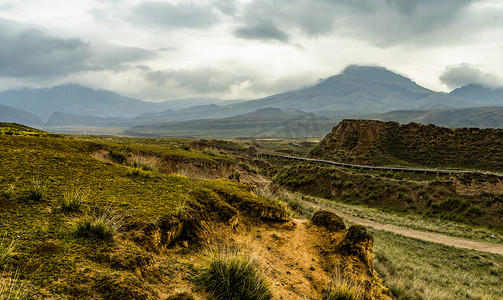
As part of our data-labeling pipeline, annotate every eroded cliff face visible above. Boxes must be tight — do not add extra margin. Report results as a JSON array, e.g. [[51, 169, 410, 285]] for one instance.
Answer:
[[310, 119, 503, 171], [310, 120, 390, 164]]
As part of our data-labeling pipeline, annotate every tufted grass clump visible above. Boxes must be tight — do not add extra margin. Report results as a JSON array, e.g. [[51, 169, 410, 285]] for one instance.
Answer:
[[125, 167, 152, 178], [194, 248, 273, 300], [73, 209, 123, 241], [109, 149, 128, 164], [1, 184, 15, 200], [323, 272, 364, 300], [131, 155, 160, 172], [0, 240, 16, 268], [18, 179, 46, 202], [58, 188, 87, 213], [0, 269, 28, 300]]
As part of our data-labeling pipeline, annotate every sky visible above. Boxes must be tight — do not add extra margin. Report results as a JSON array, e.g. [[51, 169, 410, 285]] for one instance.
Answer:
[[1, 0, 503, 102]]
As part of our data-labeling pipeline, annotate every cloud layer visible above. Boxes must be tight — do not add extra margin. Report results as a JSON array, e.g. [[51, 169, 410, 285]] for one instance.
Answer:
[[0, 0, 502, 99], [440, 64, 502, 89]]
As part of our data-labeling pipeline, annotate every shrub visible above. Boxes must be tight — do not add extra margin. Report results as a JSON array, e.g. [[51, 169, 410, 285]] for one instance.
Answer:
[[312, 210, 346, 232], [73, 209, 122, 241], [194, 249, 273, 300]]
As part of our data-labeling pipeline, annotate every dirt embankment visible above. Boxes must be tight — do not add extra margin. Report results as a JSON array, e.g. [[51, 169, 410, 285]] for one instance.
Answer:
[[310, 119, 503, 172], [115, 200, 391, 299]]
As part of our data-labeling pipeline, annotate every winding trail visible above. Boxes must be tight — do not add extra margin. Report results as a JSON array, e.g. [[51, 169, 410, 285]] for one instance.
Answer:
[[310, 201, 503, 255]]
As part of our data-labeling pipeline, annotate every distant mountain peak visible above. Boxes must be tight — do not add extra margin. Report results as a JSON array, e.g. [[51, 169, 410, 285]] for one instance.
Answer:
[[449, 83, 503, 103], [248, 107, 284, 115], [340, 65, 413, 85]]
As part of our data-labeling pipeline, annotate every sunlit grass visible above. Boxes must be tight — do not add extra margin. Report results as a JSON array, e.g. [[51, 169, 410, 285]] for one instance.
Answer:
[[193, 247, 273, 300], [371, 229, 503, 299]]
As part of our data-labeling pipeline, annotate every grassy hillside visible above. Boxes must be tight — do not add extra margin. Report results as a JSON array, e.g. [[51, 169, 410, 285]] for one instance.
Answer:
[[264, 157, 503, 231], [0, 124, 390, 299]]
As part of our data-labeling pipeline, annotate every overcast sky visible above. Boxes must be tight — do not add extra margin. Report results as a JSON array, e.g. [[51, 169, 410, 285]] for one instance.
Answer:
[[1, 0, 502, 102]]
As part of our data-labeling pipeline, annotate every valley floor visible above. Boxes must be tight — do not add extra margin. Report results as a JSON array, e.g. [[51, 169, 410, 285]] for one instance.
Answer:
[[311, 201, 503, 255]]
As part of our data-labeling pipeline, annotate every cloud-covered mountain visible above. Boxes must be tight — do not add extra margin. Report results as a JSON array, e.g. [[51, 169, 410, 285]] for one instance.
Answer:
[[4, 65, 503, 138], [0, 83, 228, 121], [449, 83, 503, 104], [213, 65, 492, 118]]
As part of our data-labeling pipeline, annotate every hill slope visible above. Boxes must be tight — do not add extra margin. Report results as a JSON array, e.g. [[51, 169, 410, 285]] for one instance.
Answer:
[[309, 119, 503, 171], [373, 106, 503, 128], [0, 123, 390, 299], [0, 104, 43, 125], [124, 107, 335, 138]]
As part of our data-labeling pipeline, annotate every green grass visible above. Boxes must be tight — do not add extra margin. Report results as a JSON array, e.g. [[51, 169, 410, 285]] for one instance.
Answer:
[[370, 229, 503, 300], [317, 198, 503, 244], [0, 130, 285, 299], [267, 159, 503, 231], [73, 210, 122, 241], [254, 185, 315, 219], [0, 269, 27, 300], [194, 248, 273, 300], [58, 188, 87, 213], [323, 274, 363, 300]]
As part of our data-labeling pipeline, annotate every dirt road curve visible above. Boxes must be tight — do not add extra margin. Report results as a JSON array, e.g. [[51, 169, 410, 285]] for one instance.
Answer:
[[312, 203, 503, 255]]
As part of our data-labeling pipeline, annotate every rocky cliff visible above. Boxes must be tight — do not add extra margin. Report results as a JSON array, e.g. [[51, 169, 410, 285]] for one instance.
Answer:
[[310, 119, 503, 172]]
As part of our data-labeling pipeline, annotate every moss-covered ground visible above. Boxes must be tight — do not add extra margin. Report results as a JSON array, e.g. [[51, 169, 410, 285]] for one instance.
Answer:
[[0, 126, 283, 299]]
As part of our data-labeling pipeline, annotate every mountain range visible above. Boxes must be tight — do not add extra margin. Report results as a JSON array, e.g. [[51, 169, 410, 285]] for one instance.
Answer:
[[1, 65, 503, 137]]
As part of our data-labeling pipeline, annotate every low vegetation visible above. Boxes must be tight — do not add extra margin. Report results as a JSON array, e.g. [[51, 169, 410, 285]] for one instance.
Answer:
[[323, 272, 364, 300], [371, 229, 503, 299], [266, 159, 503, 231], [194, 248, 273, 300], [58, 188, 87, 213], [73, 208, 123, 241], [4, 122, 503, 299]]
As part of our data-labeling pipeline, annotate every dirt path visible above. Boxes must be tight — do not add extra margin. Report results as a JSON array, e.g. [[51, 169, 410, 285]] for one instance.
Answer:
[[309, 202, 503, 255]]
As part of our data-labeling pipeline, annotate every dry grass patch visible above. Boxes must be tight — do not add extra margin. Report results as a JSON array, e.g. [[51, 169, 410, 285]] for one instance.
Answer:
[[193, 247, 273, 300], [73, 208, 124, 241]]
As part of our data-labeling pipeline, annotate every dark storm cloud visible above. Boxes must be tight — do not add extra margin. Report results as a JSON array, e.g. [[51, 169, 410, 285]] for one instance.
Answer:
[[238, 0, 479, 46], [234, 20, 289, 42], [0, 26, 91, 77], [0, 20, 156, 78], [440, 64, 502, 89], [131, 1, 219, 29]]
